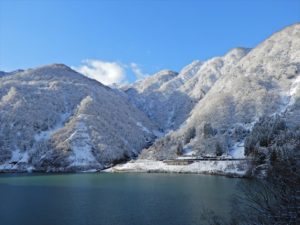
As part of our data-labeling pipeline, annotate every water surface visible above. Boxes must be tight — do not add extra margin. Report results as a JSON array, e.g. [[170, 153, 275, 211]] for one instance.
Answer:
[[0, 173, 243, 225]]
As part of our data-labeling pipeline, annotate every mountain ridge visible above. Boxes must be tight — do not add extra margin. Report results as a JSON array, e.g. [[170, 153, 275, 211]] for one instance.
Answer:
[[0, 64, 158, 172], [137, 23, 299, 161], [0, 23, 299, 174]]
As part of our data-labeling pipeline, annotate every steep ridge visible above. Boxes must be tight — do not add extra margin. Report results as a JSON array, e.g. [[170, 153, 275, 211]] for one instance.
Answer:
[[0, 64, 158, 172], [123, 47, 250, 132], [138, 23, 300, 160]]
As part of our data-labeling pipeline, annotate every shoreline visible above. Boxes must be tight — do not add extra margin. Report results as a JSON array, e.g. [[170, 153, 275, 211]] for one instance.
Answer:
[[0, 159, 251, 178], [104, 159, 251, 178]]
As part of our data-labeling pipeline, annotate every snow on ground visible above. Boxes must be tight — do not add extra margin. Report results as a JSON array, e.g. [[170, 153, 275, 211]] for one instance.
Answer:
[[0, 163, 35, 172], [0, 149, 31, 171], [229, 142, 245, 158], [136, 121, 151, 134], [34, 112, 71, 141], [105, 159, 249, 177], [278, 75, 300, 114], [228, 120, 259, 159], [0, 163, 12, 170], [69, 145, 96, 167], [67, 122, 99, 167], [177, 156, 197, 160], [288, 75, 300, 106], [10, 149, 29, 163], [290, 75, 300, 96], [152, 129, 164, 138], [182, 145, 197, 156]]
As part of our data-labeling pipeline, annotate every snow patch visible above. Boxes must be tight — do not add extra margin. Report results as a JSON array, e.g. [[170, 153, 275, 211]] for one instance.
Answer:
[[34, 112, 71, 141], [136, 122, 151, 134], [26, 166, 35, 173], [288, 75, 300, 106], [228, 121, 258, 159], [0, 163, 12, 170], [290, 75, 300, 96], [0, 149, 31, 171], [229, 142, 245, 158], [182, 147, 197, 156], [106, 159, 248, 176], [153, 129, 164, 138], [10, 149, 29, 163], [68, 122, 99, 167], [278, 75, 300, 114]]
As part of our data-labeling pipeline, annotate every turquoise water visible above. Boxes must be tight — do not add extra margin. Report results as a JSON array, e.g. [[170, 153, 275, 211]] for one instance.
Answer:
[[0, 173, 243, 225]]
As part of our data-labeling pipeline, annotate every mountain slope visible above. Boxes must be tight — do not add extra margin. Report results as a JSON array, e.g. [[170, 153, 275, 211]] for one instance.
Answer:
[[0, 71, 6, 77], [0, 24, 299, 173], [0, 64, 158, 171], [138, 23, 300, 160], [123, 47, 250, 132]]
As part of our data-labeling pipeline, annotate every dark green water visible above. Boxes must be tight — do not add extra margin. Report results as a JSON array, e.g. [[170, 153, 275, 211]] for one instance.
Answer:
[[0, 173, 244, 225]]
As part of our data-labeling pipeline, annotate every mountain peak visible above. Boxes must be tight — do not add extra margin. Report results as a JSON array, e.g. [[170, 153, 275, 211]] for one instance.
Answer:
[[40, 63, 74, 72], [224, 47, 252, 60], [19, 63, 82, 80], [227, 47, 251, 55], [155, 69, 178, 77]]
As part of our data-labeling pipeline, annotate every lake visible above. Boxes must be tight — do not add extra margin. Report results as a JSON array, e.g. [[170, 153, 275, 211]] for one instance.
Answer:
[[0, 173, 245, 225]]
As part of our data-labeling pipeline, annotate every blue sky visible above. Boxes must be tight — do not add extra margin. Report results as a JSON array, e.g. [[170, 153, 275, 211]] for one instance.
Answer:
[[0, 0, 299, 84]]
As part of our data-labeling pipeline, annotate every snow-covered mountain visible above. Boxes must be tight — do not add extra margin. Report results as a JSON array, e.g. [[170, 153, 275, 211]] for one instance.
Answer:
[[0, 64, 158, 172], [0, 70, 24, 77], [138, 23, 300, 160], [0, 23, 299, 173], [123, 47, 250, 132]]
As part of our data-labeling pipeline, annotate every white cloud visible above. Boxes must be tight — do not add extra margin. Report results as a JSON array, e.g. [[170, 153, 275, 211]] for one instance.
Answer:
[[130, 63, 149, 80], [74, 60, 127, 85]]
